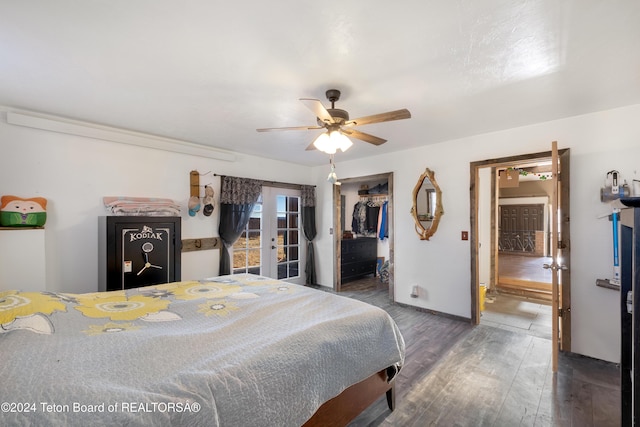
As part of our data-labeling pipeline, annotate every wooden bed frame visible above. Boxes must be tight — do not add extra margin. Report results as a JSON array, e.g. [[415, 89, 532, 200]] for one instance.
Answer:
[[303, 368, 396, 426]]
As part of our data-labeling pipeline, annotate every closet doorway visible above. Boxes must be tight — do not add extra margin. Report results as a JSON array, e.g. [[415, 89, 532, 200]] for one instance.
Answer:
[[332, 172, 395, 301]]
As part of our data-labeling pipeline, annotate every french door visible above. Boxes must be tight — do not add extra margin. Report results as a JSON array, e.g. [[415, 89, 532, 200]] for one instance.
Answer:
[[261, 187, 304, 284]]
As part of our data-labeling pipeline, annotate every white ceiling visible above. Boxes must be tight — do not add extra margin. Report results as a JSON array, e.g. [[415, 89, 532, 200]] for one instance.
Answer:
[[2, 1, 639, 166]]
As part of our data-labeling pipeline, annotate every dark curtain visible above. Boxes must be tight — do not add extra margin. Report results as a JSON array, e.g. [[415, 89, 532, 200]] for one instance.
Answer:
[[301, 185, 317, 285], [218, 176, 262, 275]]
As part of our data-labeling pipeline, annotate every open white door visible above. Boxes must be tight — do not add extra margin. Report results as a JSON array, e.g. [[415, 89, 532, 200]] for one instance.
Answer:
[[261, 187, 304, 284]]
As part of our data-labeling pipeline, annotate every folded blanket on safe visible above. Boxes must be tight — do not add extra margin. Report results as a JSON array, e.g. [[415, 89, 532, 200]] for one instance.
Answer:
[[0, 274, 405, 426], [102, 196, 181, 216]]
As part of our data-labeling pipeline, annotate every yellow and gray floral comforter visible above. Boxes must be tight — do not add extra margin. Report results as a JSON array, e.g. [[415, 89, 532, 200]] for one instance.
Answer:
[[0, 274, 405, 426]]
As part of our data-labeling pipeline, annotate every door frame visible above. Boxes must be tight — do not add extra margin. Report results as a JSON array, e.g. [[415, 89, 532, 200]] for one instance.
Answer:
[[469, 149, 571, 351]]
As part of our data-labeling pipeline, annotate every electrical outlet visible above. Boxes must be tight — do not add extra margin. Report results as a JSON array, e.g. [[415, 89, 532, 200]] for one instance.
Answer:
[[410, 285, 419, 298], [461, 231, 469, 240]]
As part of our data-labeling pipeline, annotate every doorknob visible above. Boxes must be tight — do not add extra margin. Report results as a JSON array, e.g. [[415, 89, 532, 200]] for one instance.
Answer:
[[271, 245, 276, 249], [543, 263, 568, 271]]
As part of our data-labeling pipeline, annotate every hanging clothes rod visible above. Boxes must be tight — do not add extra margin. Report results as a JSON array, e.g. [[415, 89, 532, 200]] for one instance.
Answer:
[[359, 194, 388, 201]]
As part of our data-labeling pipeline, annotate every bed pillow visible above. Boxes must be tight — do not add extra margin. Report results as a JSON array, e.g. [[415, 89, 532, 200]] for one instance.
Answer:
[[0, 195, 48, 227]]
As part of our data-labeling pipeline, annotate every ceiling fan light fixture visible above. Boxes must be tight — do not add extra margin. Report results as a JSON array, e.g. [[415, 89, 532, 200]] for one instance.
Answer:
[[314, 130, 352, 154], [313, 132, 335, 154], [330, 130, 353, 152]]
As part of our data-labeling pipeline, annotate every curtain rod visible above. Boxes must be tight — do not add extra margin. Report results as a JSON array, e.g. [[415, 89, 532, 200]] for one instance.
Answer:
[[213, 174, 315, 189]]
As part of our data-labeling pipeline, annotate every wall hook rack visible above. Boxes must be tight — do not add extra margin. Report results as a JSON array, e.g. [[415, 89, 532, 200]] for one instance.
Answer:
[[190, 170, 200, 197]]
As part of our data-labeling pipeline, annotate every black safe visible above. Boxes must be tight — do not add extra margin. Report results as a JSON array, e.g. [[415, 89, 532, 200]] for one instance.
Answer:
[[99, 216, 181, 292]]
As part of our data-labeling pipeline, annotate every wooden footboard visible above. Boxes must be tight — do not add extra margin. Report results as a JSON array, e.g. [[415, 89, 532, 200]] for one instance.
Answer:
[[302, 368, 395, 427]]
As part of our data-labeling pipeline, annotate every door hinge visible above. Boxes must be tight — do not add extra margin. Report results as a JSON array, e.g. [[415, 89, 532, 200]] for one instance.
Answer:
[[558, 307, 571, 317]]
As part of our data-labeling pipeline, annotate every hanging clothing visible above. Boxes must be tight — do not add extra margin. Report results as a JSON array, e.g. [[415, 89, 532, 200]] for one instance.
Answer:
[[352, 201, 367, 234], [366, 202, 380, 233], [351, 201, 389, 239], [378, 201, 388, 240]]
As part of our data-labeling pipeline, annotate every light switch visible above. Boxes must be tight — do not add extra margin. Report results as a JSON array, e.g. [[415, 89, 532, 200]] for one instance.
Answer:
[[461, 231, 469, 240]]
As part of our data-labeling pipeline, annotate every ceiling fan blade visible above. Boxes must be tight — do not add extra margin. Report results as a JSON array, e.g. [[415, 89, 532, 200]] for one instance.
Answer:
[[256, 125, 324, 132], [345, 108, 411, 127], [341, 128, 387, 145], [300, 98, 336, 124]]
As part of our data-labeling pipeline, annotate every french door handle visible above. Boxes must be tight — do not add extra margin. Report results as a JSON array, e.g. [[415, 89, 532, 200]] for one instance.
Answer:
[[543, 263, 568, 271]]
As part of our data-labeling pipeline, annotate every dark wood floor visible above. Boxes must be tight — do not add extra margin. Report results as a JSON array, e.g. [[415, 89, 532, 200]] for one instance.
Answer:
[[331, 276, 620, 427]]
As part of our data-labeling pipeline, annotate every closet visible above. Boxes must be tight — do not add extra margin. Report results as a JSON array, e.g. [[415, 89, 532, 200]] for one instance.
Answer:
[[340, 180, 389, 284]]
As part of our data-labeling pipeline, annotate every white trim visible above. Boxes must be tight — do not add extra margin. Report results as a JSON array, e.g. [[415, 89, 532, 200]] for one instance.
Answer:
[[5, 110, 236, 162]]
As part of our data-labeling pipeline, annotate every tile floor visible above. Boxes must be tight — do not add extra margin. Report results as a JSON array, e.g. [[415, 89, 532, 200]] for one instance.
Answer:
[[481, 292, 552, 340]]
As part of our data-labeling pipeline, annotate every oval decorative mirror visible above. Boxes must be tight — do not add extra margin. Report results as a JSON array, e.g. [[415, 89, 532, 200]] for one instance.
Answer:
[[410, 168, 444, 240]]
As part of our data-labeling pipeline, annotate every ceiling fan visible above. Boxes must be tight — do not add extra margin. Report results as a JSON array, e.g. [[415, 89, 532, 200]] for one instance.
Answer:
[[256, 89, 411, 152]]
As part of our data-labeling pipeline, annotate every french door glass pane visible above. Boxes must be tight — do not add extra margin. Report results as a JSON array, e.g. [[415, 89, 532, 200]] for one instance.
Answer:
[[289, 246, 299, 261], [276, 195, 301, 280]]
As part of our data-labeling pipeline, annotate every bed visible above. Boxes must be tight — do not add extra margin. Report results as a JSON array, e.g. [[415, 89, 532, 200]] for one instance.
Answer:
[[0, 274, 405, 426]]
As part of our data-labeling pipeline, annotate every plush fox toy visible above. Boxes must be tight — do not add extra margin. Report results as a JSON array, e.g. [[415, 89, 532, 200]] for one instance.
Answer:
[[0, 195, 47, 227]]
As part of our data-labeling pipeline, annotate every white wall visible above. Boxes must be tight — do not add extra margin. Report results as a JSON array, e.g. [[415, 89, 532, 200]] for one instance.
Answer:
[[3, 103, 639, 363], [0, 109, 313, 293], [313, 103, 640, 363]]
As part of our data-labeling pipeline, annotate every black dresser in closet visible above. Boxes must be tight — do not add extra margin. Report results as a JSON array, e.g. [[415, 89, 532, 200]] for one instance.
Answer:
[[341, 237, 377, 283]]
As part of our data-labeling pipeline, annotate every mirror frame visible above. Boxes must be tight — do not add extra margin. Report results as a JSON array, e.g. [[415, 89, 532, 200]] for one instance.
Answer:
[[410, 168, 444, 240]]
